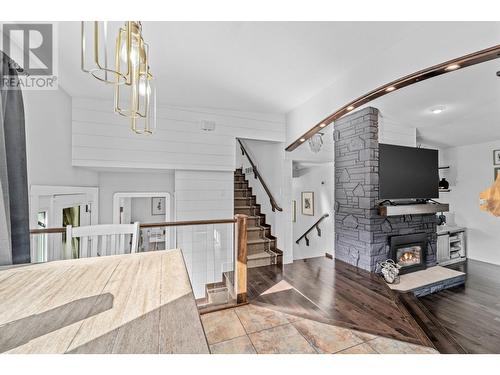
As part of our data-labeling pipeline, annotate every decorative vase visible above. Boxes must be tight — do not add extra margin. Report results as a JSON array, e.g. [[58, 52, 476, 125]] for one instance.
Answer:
[[439, 178, 449, 190]]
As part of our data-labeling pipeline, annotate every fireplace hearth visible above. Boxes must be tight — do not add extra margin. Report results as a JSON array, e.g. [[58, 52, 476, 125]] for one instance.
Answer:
[[389, 233, 428, 275]]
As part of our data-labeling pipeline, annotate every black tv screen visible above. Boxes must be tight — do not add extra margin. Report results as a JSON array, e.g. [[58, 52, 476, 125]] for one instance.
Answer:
[[379, 144, 439, 200]]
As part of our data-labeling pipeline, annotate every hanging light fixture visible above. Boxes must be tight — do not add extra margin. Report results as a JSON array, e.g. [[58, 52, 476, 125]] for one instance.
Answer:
[[81, 21, 156, 134], [81, 21, 128, 85], [114, 21, 156, 134], [308, 133, 324, 153], [130, 73, 157, 134]]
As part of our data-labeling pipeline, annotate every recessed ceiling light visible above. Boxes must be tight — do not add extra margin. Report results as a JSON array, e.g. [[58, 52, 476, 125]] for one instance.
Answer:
[[347, 105, 355, 111], [385, 86, 396, 92], [445, 64, 460, 71], [299, 138, 306, 142], [319, 123, 327, 128], [430, 105, 446, 114]]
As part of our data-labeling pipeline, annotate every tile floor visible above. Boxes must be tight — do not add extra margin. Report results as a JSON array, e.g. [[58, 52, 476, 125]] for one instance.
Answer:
[[201, 304, 439, 354]]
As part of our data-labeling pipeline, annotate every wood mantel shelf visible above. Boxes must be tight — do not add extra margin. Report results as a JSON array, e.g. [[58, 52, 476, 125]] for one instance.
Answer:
[[378, 202, 449, 217]]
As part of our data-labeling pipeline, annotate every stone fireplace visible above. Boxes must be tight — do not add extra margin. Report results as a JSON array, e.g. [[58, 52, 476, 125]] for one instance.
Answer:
[[334, 107, 437, 272], [389, 233, 428, 274]]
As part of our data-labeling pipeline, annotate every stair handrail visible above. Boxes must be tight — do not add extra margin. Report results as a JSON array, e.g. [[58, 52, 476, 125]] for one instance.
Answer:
[[295, 213, 329, 246], [237, 138, 283, 212]]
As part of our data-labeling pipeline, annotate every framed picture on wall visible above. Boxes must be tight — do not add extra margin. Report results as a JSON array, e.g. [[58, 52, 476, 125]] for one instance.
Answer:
[[151, 197, 166, 215], [494, 150, 500, 165], [301, 192, 314, 216]]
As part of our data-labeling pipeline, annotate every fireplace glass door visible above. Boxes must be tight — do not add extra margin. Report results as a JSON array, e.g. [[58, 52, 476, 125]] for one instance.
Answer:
[[390, 233, 428, 274], [396, 243, 422, 268]]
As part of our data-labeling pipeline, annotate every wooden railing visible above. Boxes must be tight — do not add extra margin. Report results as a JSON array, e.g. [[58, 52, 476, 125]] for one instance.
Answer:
[[29, 215, 248, 304], [237, 138, 283, 212], [295, 213, 329, 246]]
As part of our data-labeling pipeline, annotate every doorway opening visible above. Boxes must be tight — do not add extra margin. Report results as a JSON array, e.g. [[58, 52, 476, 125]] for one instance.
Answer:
[[292, 161, 334, 260], [30, 186, 98, 263], [113, 192, 172, 251]]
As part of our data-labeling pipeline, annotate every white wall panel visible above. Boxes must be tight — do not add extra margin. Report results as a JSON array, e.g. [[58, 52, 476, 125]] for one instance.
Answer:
[[378, 121, 417, 147], [72, 98, 285, 172], [174, 170, 234, 297]]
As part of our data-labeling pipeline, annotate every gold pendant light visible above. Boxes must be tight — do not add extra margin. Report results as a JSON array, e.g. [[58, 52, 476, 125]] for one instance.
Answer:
[[114, 21, 156, 134], [81, 21, 128, 85], [81, 21, 156, 134]]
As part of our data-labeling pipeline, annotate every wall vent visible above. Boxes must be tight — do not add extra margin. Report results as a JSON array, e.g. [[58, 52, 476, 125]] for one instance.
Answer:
[[201, 120, 216, 131]]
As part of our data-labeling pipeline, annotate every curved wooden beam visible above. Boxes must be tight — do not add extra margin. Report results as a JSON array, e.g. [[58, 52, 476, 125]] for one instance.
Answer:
[[286, 44, 500, 152]]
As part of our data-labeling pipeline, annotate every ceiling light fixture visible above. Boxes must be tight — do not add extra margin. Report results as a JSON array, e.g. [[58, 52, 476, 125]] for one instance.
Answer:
[[385, 86, 396, 92], [347, 105, 355, 111], [430, 105, 446, 114], [319, 123, 327, 128], [308, 133, 324, 153], [114, 21, 156, 134], [300, 138, 306, 142], [81, 21, 156, 134], [445, 64, 460, 71], [81, 22, 128, 85]]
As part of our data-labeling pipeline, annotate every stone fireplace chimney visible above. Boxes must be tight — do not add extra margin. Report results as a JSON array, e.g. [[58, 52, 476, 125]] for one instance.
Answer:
[[334, 107, 437, 272]]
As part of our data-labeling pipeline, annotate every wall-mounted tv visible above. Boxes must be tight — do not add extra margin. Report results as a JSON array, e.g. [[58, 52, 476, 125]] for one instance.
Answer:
[[379, 144, 439, 200]]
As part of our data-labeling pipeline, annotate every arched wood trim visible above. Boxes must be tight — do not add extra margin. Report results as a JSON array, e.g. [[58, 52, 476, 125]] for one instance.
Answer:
[[286, 44, 500, 152]]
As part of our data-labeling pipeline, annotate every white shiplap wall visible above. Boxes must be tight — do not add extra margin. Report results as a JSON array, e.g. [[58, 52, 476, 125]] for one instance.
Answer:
[[378, 120, 417, 147], [72, 98, 285, 171], [71, 98, 285, 297], [174, 170, 234, 297]]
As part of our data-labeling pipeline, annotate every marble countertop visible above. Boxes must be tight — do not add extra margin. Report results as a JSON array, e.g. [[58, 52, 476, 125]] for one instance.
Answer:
[[0, 249, 209, 353]]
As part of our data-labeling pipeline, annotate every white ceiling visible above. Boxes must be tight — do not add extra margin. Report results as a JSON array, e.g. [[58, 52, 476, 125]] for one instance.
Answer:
[[366, 59, 500, 148], [57, 21, 423, 114], [57, 21, 500, 148]]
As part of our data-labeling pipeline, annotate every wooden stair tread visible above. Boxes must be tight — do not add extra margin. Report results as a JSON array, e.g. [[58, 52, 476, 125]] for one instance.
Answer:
[[247, 238, 274, 245], [247, 251, 274, 260]]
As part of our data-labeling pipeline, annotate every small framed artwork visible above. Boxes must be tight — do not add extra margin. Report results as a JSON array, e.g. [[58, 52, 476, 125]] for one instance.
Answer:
[[494, 150, 500, 165], [495, 168, 500, 182], [151, 197, 166, 216], [301, 192, 314, 216], [292, 200, 297, 222]]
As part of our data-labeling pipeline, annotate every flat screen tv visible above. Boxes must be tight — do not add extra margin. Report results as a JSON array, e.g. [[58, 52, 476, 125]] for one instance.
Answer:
[[379, 144, 439, 200]]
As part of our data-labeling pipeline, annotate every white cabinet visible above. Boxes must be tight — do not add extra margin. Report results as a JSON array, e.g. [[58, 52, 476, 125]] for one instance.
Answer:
[[437, 227, 466, 265], [437, 233, 450, 263]]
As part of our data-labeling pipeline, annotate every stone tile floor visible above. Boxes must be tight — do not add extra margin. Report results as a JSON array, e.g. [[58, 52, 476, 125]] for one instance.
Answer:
[[201, 304, 439, 354]]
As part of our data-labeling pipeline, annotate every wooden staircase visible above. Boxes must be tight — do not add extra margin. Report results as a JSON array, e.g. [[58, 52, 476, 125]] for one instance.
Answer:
[[234, 168, 283, 269], [196, 271, 237, 314]]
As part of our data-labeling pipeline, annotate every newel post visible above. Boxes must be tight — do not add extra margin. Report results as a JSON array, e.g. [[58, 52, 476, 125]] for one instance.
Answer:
[[235, 214, 248, 304]]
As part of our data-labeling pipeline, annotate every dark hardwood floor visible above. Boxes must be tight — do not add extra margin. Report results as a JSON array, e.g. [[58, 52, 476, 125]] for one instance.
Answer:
[[419, 259, 500, 354], [248, 256, 432, 347]]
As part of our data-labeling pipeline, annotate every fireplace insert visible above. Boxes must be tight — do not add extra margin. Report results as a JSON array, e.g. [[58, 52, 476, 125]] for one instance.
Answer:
[[389, 233, 427, 274]]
